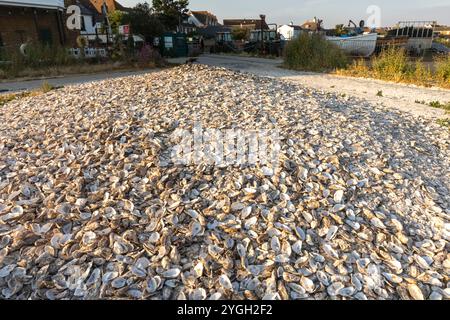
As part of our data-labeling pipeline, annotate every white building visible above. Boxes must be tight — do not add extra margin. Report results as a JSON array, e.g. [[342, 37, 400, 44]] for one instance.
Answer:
[[278, 23, 303, 41]]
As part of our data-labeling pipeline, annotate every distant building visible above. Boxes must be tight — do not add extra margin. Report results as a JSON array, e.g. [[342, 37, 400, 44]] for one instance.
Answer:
[[223, 19, 269, 31], [179, 22, 196, 34], [67, 0, 129, 31], [180, 10, 227, 37], [0, 0, 66, 53], [66, 0, 101, 35], [301, 18, 322, 31], [278, 23, 303, 40], [435, 25, 450, 37], [188, 10, 219, 28], [64, 0, 133, 46], [387, 21, 436, 54]]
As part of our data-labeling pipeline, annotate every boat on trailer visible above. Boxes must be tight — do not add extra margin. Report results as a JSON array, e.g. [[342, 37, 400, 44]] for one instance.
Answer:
[[326, 33, 378, 57]]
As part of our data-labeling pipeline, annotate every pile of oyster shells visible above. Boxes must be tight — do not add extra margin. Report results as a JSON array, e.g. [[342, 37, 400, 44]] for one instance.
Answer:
[[0, 65, 448, 300]]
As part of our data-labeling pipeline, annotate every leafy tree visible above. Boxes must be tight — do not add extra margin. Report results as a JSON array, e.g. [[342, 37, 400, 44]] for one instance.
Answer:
[[108, 10, 126, 34], [152, 0, 189, 31], [231, 28, 249, 41], [122, 3, 165, 42]]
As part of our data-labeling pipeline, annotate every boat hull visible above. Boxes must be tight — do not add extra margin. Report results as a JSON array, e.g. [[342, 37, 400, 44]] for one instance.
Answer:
[[326, 33, 378, 57]]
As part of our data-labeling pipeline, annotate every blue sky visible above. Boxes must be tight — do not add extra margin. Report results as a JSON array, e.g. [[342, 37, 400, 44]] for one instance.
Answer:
[[119, 0, 450, 27]]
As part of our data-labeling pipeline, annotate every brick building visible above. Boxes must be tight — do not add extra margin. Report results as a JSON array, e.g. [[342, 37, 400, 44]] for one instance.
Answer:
[[0, 0, 129, 54], [0, 0, 66, 53]]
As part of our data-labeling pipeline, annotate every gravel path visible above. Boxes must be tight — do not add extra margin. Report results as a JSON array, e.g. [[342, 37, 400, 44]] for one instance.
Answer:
[[0, 65, 448, 300]]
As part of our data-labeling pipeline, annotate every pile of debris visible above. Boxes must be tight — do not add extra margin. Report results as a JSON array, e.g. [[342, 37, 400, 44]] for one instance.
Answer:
[[0, 65, 448, 300]]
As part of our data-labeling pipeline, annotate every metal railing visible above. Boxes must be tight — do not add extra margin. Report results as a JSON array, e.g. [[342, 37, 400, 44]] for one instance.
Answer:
[[395, 21, 436, 39]]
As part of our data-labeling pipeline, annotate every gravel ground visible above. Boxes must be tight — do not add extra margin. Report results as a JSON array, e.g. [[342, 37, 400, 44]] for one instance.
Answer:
[[194, 54, 450, 120], [0, 65, 448, 300]]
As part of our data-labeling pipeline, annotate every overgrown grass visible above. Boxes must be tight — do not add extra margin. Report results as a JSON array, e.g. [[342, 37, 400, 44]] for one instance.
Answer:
[[2, 44, 80, 78], [429, 101, 450, 111], [0, 81, 59, 107], [0, 93, 20, 106], [40, 81, 54, 93], [435, 55, 450, 85], [283, 33, 349, 72], [0, 91, 34, 106], [415, 100, 450, 111], [421, 99, 450, 129], [0, 63, 151, 81], [437, 118, 450, 129], [337, 47, 450, 89], [0, 43, 164, 80]]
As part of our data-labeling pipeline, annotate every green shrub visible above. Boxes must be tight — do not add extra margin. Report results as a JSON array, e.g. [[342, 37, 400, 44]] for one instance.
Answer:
[[232, 28, 249, 41], [337, 47, 449, 89], [371, 47, 410, 82], [428, 101, 450, 111], [436, 55, 450, 84], [410, 59, 433, 86], [437, 118, 450, 129], [284, 33, 349, 72]]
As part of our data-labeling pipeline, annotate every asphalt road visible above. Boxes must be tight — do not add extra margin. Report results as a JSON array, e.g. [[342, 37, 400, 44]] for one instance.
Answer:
[[0, 69, 155, 93]]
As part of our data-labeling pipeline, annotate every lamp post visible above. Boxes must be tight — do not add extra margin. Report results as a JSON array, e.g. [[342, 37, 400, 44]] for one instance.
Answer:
[[260, 14, 266, 56]]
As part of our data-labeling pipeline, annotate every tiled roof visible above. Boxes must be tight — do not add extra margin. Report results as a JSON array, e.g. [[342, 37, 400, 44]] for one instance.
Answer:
[[191, 10, 218, 25], [223, 19, 269, 30]]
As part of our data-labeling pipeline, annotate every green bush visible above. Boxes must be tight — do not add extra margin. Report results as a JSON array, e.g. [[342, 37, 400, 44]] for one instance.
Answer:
[[284, 33, 349, 72], [371, 47, 410, 82], [231, 28, 249, 41]]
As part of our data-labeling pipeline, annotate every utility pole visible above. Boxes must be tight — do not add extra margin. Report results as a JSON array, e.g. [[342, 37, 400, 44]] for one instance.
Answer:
[[260, 14, 266, 56]]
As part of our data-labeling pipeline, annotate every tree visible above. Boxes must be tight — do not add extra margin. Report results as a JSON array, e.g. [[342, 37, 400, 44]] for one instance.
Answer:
[[152, 0, 189, 31], [231, 28, 249, 41], [122, 3, 165, 42], [108, 10, 126, 34]]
